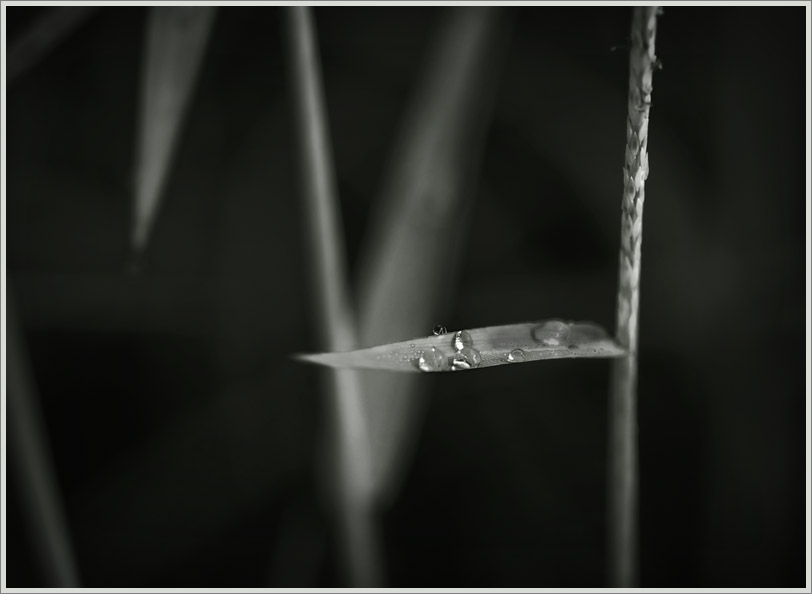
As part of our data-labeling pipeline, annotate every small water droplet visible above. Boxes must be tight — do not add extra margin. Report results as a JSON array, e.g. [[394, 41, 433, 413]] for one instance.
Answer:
[[417, 347, 447, 372], [433, 324, 447, 336], [410, 343, 415, 348], [532, 320, 570, 347], [453, 330, 473, 351], [451, 347, 482, 371], [507, 348, 526, 363]]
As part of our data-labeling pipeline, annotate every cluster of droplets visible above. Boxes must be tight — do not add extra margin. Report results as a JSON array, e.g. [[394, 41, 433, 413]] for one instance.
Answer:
[[417, 325, 482, 372], [450, 330, 481, 371]]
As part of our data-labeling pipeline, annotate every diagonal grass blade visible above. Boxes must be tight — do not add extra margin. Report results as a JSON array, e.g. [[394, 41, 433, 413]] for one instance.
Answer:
[[355, 7, 512, 504], [132, 7, 216, 255], [285, 6, 379, 586]]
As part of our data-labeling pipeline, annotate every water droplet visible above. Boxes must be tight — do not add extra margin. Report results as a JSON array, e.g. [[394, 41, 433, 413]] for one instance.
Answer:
[[410, 343, 415, 348], [433, 324, 447, 336], [453, 330, 473, 351], [507, 348, 526, 363], [451, 347, 482, 371], [532, 320, 570, 347], [417, 347, 447, 372]]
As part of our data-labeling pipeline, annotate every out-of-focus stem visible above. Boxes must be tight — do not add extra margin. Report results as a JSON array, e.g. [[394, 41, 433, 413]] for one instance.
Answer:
[[7, 6, 99, 84], [284, 6, 380, 587], [6, 289, 81, 587], [357, 7, 510, 507], [608, 6, 659, 588], [132, 6, 217, 256]]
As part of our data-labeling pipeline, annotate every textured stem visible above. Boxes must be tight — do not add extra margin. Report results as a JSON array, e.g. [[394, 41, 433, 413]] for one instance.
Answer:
[[284, 7, 381, 586], [608, 6, 659, 588]]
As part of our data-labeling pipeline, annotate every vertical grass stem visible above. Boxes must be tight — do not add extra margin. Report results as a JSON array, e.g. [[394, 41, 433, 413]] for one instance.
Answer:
[[608, 6, 659, 588]]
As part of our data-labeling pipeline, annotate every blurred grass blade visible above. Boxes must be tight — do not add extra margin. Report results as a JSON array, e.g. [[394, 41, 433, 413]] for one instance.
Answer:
[[608, 6, 659, 588], [356, 7, 511, 504], [298, 320, 625, 372], [132, 6, 216, 254], [7, 6, 99, 84], [6, 289, 81, 587], [285, 7, 379, 587]]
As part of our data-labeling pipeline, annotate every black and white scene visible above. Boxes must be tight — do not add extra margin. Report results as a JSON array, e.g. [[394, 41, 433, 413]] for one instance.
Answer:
[[3, 3, 809, 589]]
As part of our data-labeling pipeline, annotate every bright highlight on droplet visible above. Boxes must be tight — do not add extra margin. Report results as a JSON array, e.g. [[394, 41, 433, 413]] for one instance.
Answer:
[[507, 348, 526, 363], [532, 320, 570, 347], [417, 347, 447, 372], [451, 346, 482, 370], [453, 330, 473, 351]]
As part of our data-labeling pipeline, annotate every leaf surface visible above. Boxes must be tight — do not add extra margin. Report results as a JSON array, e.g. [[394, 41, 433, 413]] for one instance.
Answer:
[[298, 320, 625, 372]]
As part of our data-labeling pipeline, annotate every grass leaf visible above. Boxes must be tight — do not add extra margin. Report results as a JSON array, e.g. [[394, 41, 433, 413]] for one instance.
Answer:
[[132, 7, 216, 254], [298, 320, 625, 372]]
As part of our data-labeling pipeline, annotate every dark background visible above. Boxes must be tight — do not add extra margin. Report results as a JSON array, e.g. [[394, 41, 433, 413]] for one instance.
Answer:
[[5, 6, 808, 587]]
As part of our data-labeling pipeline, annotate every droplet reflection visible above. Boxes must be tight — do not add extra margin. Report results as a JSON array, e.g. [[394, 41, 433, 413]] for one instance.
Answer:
[[417, 347, 447, 372], [451, 347, 482, 371], [453, 330, 473, 351], [532, 320, 570, 347], [507, 348, 526, 363]]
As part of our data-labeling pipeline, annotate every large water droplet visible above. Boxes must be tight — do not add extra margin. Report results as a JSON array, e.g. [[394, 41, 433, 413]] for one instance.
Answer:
[[433, 324, 447, 336], [451, 347, 482, 371], [507, 348, 526, 363], [417, 347, 447, 372], [453, 330, 473, 351], [532, 320, 570, 347]]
